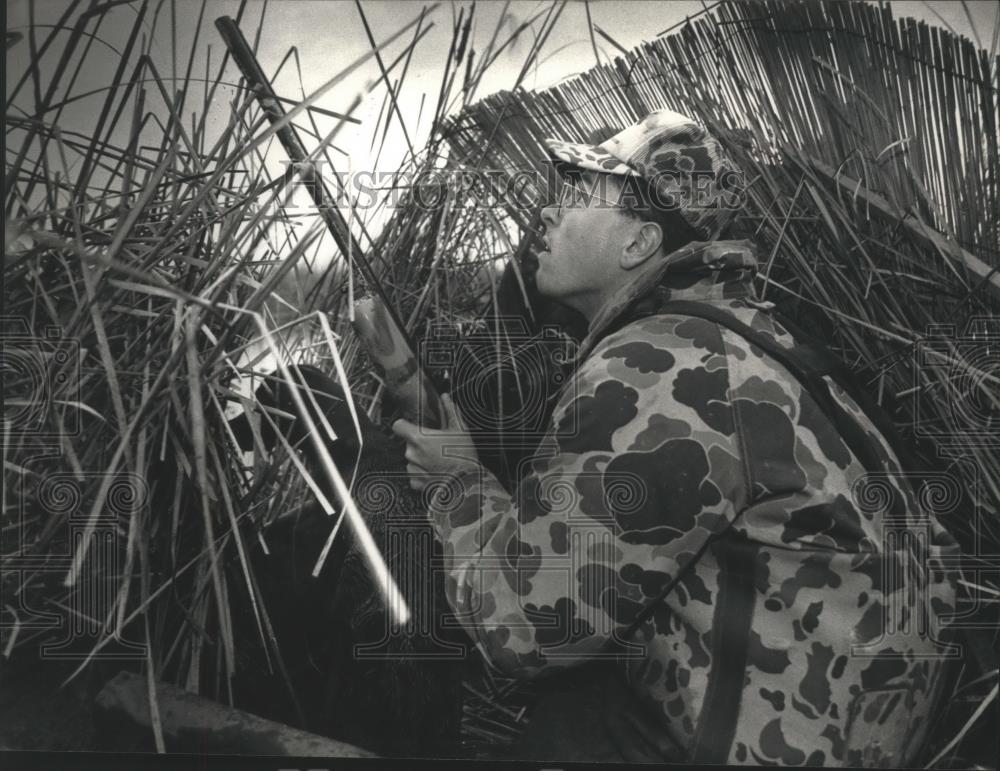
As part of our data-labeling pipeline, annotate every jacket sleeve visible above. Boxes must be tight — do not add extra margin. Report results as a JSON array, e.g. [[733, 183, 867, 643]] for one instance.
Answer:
[[427, 319, 746, 677]]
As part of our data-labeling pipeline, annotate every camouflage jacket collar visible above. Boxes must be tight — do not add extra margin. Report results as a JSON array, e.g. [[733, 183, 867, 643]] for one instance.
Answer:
[[578, 239, 760, 359]]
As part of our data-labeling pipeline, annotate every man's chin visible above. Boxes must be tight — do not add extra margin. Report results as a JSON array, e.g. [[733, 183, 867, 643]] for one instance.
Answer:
[[534, 251, 558, 290], [533, 266, 555, 299]]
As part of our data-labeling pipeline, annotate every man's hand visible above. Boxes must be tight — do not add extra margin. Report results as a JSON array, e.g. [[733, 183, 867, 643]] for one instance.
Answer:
[[391, 393, 481, 492]]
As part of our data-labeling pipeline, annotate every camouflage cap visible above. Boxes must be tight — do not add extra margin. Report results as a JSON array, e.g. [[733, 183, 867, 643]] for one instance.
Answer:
[[544, 109, 743, 240]]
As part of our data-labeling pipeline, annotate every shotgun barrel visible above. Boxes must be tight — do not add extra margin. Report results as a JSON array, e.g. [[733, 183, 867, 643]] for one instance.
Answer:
[[214, 15, 443, 427], [215, 15, 425, 625]]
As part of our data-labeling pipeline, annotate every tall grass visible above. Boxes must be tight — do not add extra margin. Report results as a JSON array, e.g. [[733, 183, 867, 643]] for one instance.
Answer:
[[2, 0, 554, 754]]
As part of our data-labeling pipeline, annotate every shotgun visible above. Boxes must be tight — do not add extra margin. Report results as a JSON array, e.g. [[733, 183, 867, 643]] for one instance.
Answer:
[[215, 15, 443, 429]]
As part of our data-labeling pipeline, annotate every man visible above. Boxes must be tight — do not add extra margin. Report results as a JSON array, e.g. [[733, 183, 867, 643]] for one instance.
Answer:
[[392, 109, 959, 765]]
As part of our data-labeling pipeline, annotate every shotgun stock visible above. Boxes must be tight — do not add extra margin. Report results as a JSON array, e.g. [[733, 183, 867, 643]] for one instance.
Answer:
[[352, 295, 443, 429]]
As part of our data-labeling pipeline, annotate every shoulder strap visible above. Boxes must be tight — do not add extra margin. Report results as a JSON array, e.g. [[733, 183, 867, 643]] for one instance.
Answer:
[[618, 526, 724, 642], [617, 300, 888, 644], [641, 303, 1000, 672], [614, 302, 994, 763], [660, 300, 888, 476]]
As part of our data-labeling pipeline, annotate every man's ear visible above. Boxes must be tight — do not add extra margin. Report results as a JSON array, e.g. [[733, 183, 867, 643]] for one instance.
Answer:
[[620, 220, 663, 270]]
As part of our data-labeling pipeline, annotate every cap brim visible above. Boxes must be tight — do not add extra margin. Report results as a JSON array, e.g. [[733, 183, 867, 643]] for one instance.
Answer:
[[543, 138, 633, 176]]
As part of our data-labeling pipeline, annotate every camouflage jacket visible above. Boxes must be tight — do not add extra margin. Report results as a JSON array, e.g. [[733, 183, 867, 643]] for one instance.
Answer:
[[428, 240, 959, 766]]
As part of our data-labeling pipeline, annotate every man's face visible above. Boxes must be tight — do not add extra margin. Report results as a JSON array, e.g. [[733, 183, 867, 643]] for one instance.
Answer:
[[535, 172, 639, 314]]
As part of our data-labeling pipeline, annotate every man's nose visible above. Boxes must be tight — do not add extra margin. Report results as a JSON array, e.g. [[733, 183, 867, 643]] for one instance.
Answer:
[[540, 204, 560, 229]]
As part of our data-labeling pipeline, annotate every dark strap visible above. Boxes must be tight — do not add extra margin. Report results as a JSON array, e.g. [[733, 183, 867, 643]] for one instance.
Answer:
[[609, 300, 896, 762], [613, 526, 754, 764], [660, 300, 888, 475], [618, 525, 724, 642], [611, 301, 992, 761], [691, 538, 760, 764], [618, 300, 886, 644]]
